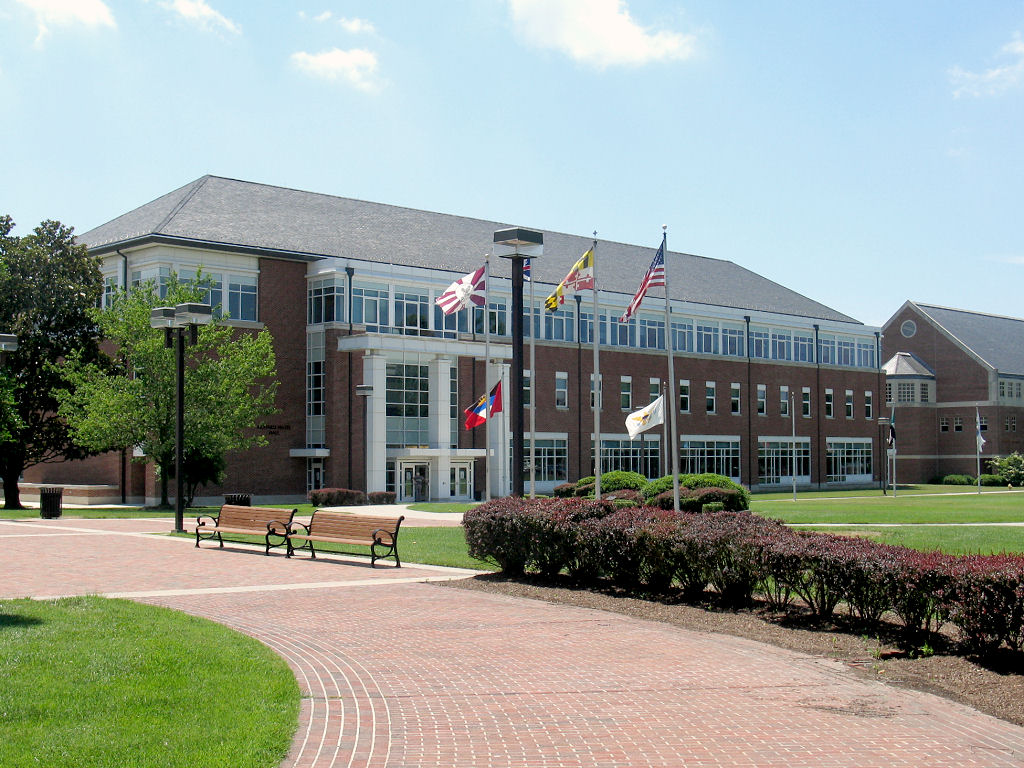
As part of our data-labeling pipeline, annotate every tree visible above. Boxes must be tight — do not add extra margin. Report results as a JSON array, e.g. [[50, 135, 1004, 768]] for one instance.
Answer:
[[58, 276, 279, 508], [0, 216, 104, 509], [989, 452, 1024, 487]]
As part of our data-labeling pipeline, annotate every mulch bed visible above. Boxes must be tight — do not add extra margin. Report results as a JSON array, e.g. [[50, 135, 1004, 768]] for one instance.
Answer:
[[445, 573, 1024, 727]]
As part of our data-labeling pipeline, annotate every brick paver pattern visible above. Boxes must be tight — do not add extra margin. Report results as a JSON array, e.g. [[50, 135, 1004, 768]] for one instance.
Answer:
[[3, 517, 1024, 767]]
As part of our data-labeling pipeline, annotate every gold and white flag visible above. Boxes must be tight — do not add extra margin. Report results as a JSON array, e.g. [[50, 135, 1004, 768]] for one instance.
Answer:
[[625, 394, 665, 440]]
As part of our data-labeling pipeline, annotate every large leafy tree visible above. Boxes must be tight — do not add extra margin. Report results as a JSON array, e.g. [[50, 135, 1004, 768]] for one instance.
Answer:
[[0, 216, 104, 509], [58, 277, 279, 507]]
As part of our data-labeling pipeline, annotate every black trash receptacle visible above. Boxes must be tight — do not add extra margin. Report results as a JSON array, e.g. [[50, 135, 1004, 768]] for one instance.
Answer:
[[39, 487, 63, 519], [224, 493, 251, 506]]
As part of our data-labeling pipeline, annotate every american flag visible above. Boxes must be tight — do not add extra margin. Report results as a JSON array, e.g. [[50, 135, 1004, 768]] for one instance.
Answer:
[[435, 264, 486, 315], [618, 241, 666, 323], [523, 258, 531, 282]]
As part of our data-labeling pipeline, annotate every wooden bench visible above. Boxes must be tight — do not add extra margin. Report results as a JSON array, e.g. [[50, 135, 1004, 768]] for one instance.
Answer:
[[195, 505, 296, 554], [287, 510, 405, 567]]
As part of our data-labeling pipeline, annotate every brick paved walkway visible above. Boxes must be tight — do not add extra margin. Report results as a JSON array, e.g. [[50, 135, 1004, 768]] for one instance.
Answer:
[[3, 517, 1024, 767]]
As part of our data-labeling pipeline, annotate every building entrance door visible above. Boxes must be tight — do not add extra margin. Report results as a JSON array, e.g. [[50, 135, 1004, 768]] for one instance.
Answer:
[[401, 463, 429, 502]]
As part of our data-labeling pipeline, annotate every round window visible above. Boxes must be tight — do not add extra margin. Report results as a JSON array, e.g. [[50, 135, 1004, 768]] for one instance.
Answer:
[[900, 320, 917, 338]]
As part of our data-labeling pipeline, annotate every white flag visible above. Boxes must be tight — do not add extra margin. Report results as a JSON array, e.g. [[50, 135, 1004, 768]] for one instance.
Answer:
[[625, 395, 665, 440], [435, 265, 486, 315], [976, 408, 986, 453]]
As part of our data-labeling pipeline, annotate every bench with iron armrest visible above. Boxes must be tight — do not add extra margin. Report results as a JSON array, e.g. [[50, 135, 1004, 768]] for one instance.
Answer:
[[287, 510, 405, 567], [195, 504, 296, 554]]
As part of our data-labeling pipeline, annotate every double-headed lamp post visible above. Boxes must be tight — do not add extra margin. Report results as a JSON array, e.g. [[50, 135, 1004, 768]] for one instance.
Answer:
[[150, 303, 213, 532], [0, 334, 18, 363], [494, 227, 543, 498]]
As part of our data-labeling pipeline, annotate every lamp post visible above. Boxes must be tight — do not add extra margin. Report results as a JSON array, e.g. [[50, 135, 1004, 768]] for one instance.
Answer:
[[0, 333, 17, 363], [150, 303, 213, 532], [494, 227, 543, 497]]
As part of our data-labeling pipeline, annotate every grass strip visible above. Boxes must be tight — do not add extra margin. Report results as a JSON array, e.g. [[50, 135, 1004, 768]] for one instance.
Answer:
[[0, 596, 298, 768], [794, 524, 1024, 554]]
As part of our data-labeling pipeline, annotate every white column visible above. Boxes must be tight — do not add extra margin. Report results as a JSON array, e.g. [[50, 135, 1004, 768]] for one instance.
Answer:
[[363, 353, 387, 493], [429, 356, 453, 501]]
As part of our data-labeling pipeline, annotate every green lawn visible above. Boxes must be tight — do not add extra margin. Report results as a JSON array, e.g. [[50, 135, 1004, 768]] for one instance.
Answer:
[[0, 596, 298, 768], [795, 524, 1024, 555]]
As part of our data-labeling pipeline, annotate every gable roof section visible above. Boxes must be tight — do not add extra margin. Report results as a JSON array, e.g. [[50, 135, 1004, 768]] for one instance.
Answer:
[[80, 175, 861, 324], [914, 302, 1024, 376], [882, 351, 935, 378]]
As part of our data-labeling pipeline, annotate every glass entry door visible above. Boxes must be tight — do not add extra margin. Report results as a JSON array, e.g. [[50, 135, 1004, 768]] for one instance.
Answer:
[[401, 463, 429, 502], [450, 463, 473, 499]]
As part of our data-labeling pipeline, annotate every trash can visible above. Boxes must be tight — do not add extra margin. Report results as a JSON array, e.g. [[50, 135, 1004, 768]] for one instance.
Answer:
[[224, 493, 251, 506], [39, 487, 63, 519]]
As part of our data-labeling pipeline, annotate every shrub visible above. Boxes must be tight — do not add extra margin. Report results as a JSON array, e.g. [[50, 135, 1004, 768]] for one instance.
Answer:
[[989, 452, 1024, 486], [887, 550, 951, 644], [978, 474, 1004, 487], [642, 473, 750, 510], [943, 555, 1024, 655], [941, 474, 974, 486], [702, 502, 725, 513], [308, 487, 368, 506], [602, 488, 643, 504], [552, 482, 576, 498], [598, 471, 648, 493], [367, 491, 396, 504], [574, 482, 595, 497], [576, 476, 596, 488], [462, 497, 535, 575]]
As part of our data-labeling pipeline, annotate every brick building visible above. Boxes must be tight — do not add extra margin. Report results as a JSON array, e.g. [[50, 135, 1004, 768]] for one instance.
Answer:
[[881, 301, 1024, 483], [25, 176, 884, 504]]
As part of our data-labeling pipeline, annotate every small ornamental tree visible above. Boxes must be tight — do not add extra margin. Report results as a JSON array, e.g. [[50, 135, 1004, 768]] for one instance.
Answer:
[[989, 452, 1024, 487], [58, 276, 279, 508]]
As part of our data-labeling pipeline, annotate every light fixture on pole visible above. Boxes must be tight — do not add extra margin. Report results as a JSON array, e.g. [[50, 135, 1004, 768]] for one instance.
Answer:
[[494, 227, 543, 497], [150, 303, 213, 533], [0, 333, 18, 364]]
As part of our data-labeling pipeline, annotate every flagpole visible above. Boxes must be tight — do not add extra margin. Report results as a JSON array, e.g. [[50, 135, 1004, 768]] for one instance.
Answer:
[[591, 234, 602, 499], [661, 381, 669, 477], [976, 406, 982, 494], [529, 262, 536, 498], [484, 254, 492, 502], [891, 406, 896, 497], [660, 226, 681, 513]]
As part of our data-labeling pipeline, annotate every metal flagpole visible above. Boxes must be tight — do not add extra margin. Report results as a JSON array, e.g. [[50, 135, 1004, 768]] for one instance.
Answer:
[[791, 392, 797, 502], [662, 381, 669, 477], [484, 254, 492, 501], [529, 261, 536, 498], [591, 235, 602, 499], [891, 407, 896, 497], [976, 406, 983, 495], [660, 227, 681, 513]]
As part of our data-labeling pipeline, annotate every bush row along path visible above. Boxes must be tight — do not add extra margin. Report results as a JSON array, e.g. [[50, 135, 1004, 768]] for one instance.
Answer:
[[3, 517, 1024, 767]]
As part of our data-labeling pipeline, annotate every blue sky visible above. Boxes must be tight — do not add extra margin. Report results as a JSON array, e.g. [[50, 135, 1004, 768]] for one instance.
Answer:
[[2, 1, 1023, 328]]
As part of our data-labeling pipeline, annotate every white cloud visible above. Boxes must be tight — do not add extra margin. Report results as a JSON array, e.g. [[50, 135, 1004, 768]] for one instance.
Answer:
[[508, 0, 696, 69], [160, 0, 240, 35], [15, 0, 115, 44], [291, 47, 380, 91], [950, 36, 1024, 98], [338, 17, 374, 34]]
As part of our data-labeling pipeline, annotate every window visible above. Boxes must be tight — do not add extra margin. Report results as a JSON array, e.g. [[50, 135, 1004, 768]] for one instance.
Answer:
[[758, 439, 811, 484], [554, 372, 568, 409], [306, 331, 325, 448], [131, 266, 170, 297], [706, 382, 716, 414], [395, 290, 429, 334], [102, 276, 117, 308], [793, 334, 814, 363], [606, 314, 634, 347], [940, 416, 949, 432], [864, 391, 873, 419], [385, 363, 429, 447], [307, 278, 344, 324], [545, 309, 573, 342], [824, 388, 834, 419], [450, 367, 459, 448], [523, 369, 532, 408], [638, 317, 665, 350], [979, 415, 988, 432], [802, 387, 811, 417], [857, 341, 876, 369], [596, 438, 660, 478], [780, 386, 790, 417], [845, 390, 854, 419], [579, 311, 595, 345], [1006, 416, 1017, 432], [954, 416, 963, 432], [620, 376, 632, 410], [771, 330, 792, 361], [818, 335, 836, 365], [826, 439, 873, 482], [649, 378, 661, 402], [897, 382, 915, 403], [919, 382, 929, 403], [679, 379, 690, 413], [730, 383, 741, 415], [522, 438, 569, 485], [436, 302, 469, 337], [885, 382, 893, 403], [679, 438, 741, 480], [722, 326, 744, 357], [474, 301, 507, 336], [750, 328, 770, 359], [837, 339, 855, 366], [696, 322, 719, 355], [672, 319, 693, 352], [757, 384, 767, 415], [352, 283, 389, 329], [228, 275, 258, 321]]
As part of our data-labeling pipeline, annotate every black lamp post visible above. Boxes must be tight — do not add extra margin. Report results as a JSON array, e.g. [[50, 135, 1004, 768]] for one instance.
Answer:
[[150, 303, 213, 532], [494, 227, 543, 497]]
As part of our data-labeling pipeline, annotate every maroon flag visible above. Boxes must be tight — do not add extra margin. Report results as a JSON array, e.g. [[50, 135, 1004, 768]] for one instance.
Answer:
[[436, 265, 486, 315]]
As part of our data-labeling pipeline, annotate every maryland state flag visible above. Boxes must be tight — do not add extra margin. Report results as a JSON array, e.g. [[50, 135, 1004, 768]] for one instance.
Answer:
[[464, 381, 503, 430], [545, 249, 594, 311]]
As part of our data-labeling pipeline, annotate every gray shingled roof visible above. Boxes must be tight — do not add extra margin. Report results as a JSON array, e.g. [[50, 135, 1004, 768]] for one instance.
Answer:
[[80, 175, 860, 324], [882, 351, 935, 378], [915, 303, 1024, 376]]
